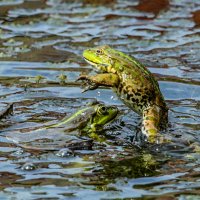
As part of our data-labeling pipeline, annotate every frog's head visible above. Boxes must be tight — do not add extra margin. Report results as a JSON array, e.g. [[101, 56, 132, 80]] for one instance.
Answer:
[[83, 45, 113, 72], [92, 104, 118, 126]]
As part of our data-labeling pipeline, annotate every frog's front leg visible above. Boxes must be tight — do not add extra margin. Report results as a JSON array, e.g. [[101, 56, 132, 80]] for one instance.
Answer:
[[87, 123, 106, 142], [77, 73, 119, 92]]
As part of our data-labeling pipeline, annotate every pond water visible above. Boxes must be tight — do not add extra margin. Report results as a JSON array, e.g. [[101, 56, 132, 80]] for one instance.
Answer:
[[0, 0, 200, 199]]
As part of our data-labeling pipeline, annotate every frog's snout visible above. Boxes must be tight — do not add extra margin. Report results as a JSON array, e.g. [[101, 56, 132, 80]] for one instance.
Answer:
[[111, 106, 119, 114]]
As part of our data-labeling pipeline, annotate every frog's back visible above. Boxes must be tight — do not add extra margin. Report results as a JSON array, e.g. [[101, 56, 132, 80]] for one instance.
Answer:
[[107, 48, 167, 114]]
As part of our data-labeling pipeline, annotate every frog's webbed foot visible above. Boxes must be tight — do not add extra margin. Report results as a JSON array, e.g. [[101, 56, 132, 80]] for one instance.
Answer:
[[76, 75, 99, 93], [89, 123, 104, 133], [82, 84, 99, 93]]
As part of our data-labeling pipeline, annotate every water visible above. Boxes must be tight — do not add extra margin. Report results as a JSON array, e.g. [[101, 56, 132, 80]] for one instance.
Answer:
[[0, 0, 200, 199]]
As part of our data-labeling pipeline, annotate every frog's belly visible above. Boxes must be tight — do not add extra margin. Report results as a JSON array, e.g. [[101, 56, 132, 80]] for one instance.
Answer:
[[113, 84, 148, 115]]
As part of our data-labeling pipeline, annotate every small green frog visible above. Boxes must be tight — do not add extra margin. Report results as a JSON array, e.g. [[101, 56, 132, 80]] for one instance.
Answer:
[[46, 102, 118, 135], [6, 102, 118, 150]]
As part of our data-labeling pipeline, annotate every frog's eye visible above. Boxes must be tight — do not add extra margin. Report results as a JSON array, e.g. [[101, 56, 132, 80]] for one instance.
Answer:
[[98, 105, 107, 115], [96, 49, 103, 55]]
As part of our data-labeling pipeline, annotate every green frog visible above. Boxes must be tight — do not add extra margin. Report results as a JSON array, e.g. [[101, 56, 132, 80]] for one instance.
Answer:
[[77, 45, 168, 143], [6, 102, 119, 150], [46, 102, 118, 134]]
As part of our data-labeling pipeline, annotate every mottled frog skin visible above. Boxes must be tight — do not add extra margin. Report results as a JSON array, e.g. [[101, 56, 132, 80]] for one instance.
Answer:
[[78, 45, 168, 143]]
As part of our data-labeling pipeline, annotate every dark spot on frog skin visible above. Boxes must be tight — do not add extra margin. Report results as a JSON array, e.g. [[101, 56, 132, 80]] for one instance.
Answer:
[[127, 93, 133, 101], [131, 97, 140, 104], [142, 95, 148, 100], [130, 97, 136, 103], [131, 89, 136, 94], [135, 92, 141, 96], [148, 94, 155, 102], [141, 95, 149, 104], [144, 87, 149, 92], [117, 83, 123, 93], [138, 103, 143, 109]]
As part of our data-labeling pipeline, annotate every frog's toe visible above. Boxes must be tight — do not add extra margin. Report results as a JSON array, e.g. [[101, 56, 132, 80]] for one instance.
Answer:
[[76, 76, 99, 92], [76, 75, 89, 82], [81, 83, 99, 93]]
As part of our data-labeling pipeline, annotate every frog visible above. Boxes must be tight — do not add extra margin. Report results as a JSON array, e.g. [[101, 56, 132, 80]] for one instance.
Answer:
[[6, 102, 119, 150], [77, 45, 168, 143], [46, 102, 118, 134]]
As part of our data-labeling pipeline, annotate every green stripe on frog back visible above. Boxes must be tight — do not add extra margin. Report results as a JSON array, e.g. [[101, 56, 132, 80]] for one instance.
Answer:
[[107, 48, 163, 97], [107, 48, 150, 74], [46, 107, 93, 129]]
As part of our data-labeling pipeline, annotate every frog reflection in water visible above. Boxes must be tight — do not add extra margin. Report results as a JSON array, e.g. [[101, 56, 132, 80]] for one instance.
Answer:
[[7, 103, 118, 150], [78, 45, 168, 143]]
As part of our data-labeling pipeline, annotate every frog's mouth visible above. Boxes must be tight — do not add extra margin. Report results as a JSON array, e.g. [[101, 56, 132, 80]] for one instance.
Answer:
[[83, 57, 99, 67], [84, 57, 108, 72]]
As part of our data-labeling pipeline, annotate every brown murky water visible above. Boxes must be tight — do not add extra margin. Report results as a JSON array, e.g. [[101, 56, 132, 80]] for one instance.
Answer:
[[0, 0, 200, 199]]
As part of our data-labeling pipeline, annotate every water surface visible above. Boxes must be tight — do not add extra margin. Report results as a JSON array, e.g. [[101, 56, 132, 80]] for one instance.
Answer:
[[0, 0, 200, 199]]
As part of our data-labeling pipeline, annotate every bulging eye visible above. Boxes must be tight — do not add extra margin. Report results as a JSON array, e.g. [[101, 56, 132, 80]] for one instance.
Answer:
[[96, 49, 103, 54], [98, 105, 107, 115], [101, 106, 106, 111]]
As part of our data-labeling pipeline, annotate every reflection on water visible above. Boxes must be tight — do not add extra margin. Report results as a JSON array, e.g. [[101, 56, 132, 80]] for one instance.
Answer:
[[0, 0, 200, 199]]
